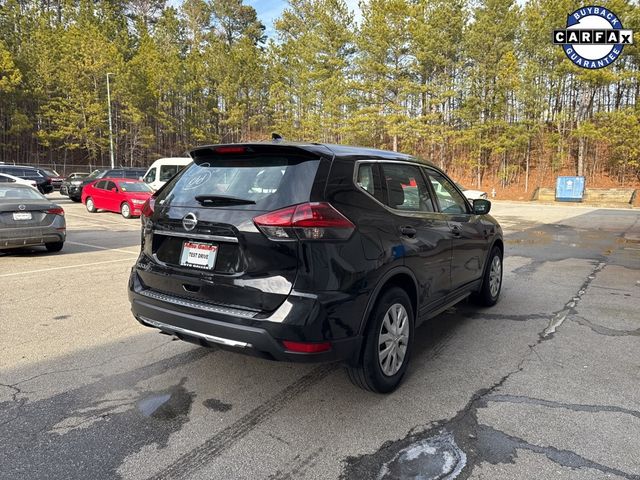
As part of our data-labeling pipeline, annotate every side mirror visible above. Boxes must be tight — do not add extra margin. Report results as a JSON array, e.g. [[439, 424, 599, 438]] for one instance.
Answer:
[[473, 199, 491, 215], [111, 187, 118, 193]]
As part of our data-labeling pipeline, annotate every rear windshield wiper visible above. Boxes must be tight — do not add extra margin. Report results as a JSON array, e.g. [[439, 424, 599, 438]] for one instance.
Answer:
[[194, 195, 256, 206]]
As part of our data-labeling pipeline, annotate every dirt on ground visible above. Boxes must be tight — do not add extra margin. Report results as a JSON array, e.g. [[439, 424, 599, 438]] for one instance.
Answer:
[[456, 169, 640, 206]]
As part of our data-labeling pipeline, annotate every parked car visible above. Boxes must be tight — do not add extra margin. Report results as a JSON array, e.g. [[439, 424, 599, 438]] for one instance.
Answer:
[[82, 178, 153, 218], [0, 184, 65, 252], [59, 172, 89, 197], [128, 142, 503, 393], [142, 157, 192, 191], [0, 172, 38, 189], [40, 168, 65, 190], [0, 165, 53, 194], [68, 167, 147, 202], [455, 182, 488, 201]]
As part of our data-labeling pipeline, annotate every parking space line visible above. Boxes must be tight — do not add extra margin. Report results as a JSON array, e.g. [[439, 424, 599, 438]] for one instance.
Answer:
[[64, 212, 130, 225], [0, 258, 135, 278], [66, 240, 139, 255]]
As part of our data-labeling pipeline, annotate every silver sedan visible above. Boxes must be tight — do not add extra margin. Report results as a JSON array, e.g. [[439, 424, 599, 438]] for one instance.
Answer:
[[0, 184, 66, 252]]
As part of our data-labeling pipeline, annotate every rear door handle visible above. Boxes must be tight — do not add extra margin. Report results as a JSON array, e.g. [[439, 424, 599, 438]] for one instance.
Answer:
[[400, 226, 417, 238]]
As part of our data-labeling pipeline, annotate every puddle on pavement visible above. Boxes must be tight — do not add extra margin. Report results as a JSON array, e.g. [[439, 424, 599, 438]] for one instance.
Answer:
[[137, 381, 194, 420], [376, 431, 466, 480], [344, 430, 467, 480], [203, 398, 232, 412]]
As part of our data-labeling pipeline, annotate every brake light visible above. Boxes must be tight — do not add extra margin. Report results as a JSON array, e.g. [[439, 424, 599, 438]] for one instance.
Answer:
[[214, 146, 247, 154], [253, 202, 354, 241], [141, 197, 155, 218], [282, 340, 331, 353], [46, 207, 64, 216]]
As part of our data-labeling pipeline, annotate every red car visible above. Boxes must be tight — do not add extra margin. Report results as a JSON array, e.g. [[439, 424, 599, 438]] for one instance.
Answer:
[[81, 178, 153, 218]]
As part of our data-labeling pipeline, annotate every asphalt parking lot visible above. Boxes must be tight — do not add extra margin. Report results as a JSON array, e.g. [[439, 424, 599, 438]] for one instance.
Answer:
[[1, 194, 639, 480]]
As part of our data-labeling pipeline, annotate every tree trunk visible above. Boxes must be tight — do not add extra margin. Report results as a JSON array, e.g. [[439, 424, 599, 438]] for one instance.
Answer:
[[525, 134, 531, 193]]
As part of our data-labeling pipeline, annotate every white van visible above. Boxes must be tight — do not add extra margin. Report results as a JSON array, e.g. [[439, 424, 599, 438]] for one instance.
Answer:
[[142, 157, 192, 191]]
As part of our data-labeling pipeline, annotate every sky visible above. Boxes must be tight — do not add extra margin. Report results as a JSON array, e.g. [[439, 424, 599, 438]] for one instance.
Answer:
[[247, 0, 362, 35], [163, 1, 363, 38]]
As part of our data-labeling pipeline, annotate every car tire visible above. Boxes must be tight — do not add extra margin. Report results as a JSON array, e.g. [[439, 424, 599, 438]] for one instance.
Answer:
[[45, 242, 64, 253], [474, 246, 503, 306], [347, 287, 414, 394], [86, 197, 96, 213], [70, 196, 81, 203], [121, 202, 132, 219]]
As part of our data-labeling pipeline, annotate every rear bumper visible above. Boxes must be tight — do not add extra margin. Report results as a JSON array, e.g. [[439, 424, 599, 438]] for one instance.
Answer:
[[128, 270, 363, 364], [0, 225, 65, 249]]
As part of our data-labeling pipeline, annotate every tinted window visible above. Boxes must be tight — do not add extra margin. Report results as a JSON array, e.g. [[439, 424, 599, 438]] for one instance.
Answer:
[[381, 163, 435, 212], [357, 164, 375, 195], [158, 155, 320, 211], [105, 181, 117, 191], [94, 180, 107, 190], [0, 175, 13, 183], [426, 169, 469, 214], [159, 165, 180, 182], [124, 169, 145, 179]]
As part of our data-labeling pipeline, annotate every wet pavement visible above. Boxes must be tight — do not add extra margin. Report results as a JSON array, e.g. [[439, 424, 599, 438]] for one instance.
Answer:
[[0, 197, 638, 479]]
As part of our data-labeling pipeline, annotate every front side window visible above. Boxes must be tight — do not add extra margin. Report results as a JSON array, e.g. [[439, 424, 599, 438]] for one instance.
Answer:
[[105, 181, 117, 191], [426, 169, 469, 214], [381, 163, 435, 212], [143, 169, 156, 183]]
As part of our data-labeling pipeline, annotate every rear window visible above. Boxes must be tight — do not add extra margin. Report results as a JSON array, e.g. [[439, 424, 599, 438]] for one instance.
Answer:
[[0, 186, 45, 201], [157, 155, 321, 210]]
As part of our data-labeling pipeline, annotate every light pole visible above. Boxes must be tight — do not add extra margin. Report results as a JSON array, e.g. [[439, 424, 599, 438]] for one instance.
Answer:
[[106, 72, 115, 169]]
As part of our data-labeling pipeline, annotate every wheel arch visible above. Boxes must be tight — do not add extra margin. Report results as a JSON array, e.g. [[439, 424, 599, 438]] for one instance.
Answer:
[[358, 267, 418, 337]]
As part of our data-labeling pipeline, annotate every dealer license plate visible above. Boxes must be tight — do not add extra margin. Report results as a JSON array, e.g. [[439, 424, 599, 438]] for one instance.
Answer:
[[13, 212, 32, 221], [179, 241, 218, 269]]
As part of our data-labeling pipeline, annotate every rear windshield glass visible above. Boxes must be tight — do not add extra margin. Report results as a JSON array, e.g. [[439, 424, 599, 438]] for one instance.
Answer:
[[158, 156, 320, 210], [0, 186, 46, 201], [119, 181, 152, 193]]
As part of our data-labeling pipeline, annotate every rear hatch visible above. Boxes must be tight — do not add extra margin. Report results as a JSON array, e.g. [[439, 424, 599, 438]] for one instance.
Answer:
[[139, 144, 331, 313]]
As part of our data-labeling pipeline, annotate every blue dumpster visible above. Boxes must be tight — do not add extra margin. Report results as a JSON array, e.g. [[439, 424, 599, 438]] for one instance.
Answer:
[[555, 176, 585, 202]]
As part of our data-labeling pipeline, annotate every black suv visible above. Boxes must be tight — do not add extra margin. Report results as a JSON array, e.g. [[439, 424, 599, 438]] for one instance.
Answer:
[[68, 167, 147, 202], [129, 143, 503, 393], [0, 165, 53, 194]]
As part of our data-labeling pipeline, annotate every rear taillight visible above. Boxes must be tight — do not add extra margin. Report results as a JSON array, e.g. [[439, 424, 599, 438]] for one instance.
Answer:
[[253, 202, 354, 241], [46, 207, 64, 216], [141, 197, 155, 218]]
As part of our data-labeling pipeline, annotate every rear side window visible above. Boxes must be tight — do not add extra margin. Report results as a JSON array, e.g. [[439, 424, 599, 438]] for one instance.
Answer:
[[381, 163, 435, 212], [157, 155, 321, 211], [160, 165, 180, 182], [95, 180, 107, 189]]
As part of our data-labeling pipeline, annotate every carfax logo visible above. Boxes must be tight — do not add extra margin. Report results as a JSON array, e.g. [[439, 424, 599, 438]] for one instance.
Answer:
[[554, 6, 633, 69]]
